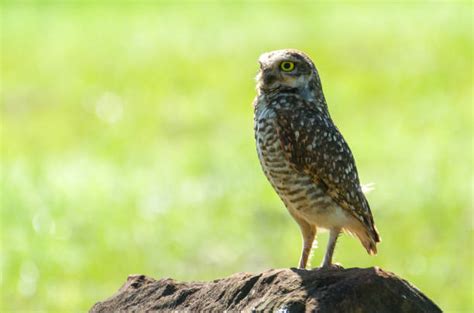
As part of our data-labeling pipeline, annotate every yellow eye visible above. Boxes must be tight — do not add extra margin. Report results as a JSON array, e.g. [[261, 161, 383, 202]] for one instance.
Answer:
[[280, 61, 295, 72]]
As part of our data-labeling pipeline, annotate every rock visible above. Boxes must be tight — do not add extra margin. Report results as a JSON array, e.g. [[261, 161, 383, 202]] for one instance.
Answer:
[[90, 267, 441, 313]]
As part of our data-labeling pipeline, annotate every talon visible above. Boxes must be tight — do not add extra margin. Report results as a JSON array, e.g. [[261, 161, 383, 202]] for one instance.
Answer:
[[319, 263, 344, 270]]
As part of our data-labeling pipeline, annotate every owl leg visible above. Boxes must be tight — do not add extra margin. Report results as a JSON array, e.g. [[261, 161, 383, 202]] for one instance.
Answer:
[[296, 219, 316, 269], [320, 227, 341, 268]]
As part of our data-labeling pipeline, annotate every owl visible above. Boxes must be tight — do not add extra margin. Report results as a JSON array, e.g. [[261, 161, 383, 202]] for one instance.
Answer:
[[253, 49, 380, 269]]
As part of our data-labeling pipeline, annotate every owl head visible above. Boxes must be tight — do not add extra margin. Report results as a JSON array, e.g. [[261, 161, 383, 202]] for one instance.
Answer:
[[256, 49, 322, 96]]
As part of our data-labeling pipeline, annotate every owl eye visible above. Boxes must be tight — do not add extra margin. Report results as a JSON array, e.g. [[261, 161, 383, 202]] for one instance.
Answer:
[[280, 61, 295, 72]]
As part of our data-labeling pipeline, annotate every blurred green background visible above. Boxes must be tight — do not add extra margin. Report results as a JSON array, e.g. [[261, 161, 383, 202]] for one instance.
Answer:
[[1, 1, 472, 312]]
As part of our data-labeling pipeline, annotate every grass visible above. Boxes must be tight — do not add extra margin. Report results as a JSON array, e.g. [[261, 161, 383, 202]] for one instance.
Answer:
[[1, 1, 472, 312]]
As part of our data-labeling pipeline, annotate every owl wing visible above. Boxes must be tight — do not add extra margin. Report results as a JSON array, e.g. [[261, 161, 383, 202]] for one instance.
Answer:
[[274, 104, 380, 243]]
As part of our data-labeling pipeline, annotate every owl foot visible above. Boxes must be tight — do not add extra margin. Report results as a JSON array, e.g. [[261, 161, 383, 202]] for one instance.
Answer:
[[316, 263, 344, 271]]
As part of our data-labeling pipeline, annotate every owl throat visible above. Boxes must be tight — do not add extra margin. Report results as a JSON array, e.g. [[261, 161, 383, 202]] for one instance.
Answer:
[[259, 75, 329, 116]]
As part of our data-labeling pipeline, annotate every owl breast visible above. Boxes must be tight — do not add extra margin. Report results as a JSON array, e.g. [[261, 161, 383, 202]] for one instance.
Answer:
[[254, 97, 353, 229]]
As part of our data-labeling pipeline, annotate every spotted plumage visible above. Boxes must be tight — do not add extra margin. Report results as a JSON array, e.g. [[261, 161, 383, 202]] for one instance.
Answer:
[[253, 49, 380, 269]]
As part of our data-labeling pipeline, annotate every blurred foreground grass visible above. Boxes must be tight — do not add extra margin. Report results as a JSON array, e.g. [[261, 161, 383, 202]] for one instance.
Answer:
[[1, 2, 472, 312]]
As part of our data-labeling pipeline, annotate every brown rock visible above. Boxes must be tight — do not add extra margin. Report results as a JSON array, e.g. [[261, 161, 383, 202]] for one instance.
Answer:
[[90, 267, 441, 312]]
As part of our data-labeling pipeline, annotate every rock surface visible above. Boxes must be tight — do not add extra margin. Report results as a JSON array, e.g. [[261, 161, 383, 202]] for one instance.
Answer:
[[90, 267, 441, 313]]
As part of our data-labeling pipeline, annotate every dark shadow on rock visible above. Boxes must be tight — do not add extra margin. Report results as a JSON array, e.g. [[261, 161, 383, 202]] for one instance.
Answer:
[[289, 267, 441, 313]]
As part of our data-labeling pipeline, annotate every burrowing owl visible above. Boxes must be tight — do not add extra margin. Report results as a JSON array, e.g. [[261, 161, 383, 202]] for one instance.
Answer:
[[254, 49, 380, 269]]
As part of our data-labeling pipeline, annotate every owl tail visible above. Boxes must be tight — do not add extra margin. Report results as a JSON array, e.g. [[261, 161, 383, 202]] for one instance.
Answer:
[[357, 225, 381, 255]]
